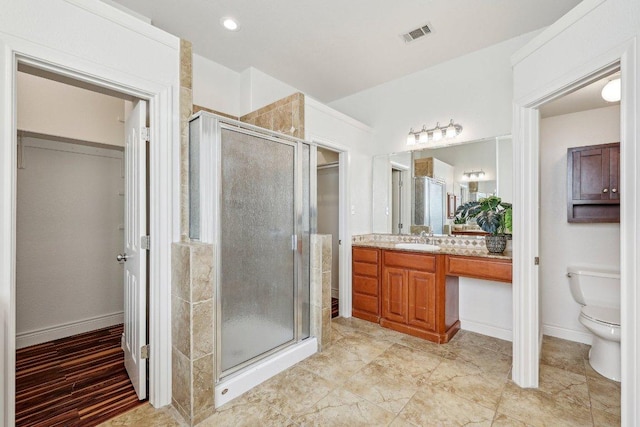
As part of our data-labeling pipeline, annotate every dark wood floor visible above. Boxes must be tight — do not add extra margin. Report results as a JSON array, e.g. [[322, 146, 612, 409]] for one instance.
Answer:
[[16, 324, 145, 427], [331, 297, 339, 318]]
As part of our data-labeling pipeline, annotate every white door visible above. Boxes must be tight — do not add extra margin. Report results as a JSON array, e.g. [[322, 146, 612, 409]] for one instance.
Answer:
[[121, 99, 148, 400]]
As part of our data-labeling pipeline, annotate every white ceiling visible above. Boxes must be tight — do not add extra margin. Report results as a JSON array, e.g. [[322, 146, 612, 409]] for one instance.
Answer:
[[107, 0, 582, 103], [540, 72, 621, 118]]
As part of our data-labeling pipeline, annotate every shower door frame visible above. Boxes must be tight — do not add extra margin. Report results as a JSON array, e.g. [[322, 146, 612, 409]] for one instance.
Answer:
[[190, 112, 312, 383]]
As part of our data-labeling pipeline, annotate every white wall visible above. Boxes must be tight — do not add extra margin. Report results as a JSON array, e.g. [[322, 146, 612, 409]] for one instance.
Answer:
[[192, 53, 241, 116], [1, 0, 181, 416], [305, 97, 374, 236], [17, 72, 125, 147], [511, 0, 640, 411], [239, 67, 299, 116], [539, 105, 620, 344], [16, 137, 124, 347], [192, 60, 301, 118], [329, 31, 539, 156]]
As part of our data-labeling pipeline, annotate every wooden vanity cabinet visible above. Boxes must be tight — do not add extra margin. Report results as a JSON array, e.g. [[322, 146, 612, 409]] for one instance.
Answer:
[[567, 142, 620, 223], [380, 251, 458, 343], [352, 247, 381, 322]]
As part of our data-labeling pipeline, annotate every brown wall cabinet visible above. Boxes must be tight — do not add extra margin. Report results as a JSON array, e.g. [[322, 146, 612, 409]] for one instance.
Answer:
[[352, 247, 381, 322], [567, 142, 620, 223]]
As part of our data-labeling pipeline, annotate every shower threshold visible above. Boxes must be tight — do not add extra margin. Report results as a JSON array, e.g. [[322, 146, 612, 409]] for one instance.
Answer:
[[214, 337, 317, 408]]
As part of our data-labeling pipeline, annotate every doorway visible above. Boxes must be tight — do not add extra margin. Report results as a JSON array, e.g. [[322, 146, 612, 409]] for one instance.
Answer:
[[14, 67, 149, 424], [317, 147, 340, 317]]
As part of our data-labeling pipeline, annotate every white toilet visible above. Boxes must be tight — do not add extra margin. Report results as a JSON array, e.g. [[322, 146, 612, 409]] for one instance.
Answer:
[[567, 265, 621, 382]]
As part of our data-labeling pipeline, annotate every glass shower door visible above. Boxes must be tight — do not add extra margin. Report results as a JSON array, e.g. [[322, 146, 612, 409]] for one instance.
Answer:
[[219, 128, 296, 375]]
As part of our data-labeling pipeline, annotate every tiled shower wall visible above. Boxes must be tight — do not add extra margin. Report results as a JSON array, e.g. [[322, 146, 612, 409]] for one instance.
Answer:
[[171, 242, 215, 425], [240, 92, 305, 139], [311, 234, 332, 351]]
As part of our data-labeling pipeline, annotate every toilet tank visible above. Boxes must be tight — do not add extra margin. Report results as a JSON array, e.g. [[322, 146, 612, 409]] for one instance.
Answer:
[[567, 266, 620, 308]]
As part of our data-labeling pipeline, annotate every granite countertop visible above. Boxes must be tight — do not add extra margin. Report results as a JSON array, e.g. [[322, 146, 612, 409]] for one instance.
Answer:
[[353, 240, 512, 261]]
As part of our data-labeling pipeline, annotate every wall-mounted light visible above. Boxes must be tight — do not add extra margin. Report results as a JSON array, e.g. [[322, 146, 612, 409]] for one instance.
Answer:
[[462, 170, 485, 180], [601, 78, 621, 102], [407, 119, 462, 145]]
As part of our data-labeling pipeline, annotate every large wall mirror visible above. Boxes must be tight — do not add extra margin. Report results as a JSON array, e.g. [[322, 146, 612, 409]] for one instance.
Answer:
[[372, 135, 512, 234]]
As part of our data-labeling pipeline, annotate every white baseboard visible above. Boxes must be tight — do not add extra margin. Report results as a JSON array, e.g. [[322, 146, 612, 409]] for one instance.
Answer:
[[542, 324, 592, 345], [16, 312, 124, 349], [460, 319, 512, 342]]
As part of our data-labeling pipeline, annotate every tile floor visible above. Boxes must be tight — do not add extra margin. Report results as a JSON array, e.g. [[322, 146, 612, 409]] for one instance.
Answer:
[[100, 317, 621, 426]]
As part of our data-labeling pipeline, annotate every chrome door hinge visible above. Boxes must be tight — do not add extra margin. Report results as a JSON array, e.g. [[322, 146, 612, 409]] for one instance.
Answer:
[[141, 127, 150, 142], [534, 257, 540, 265], [141, 235, 150, 250], [141, 344, 150, 359]]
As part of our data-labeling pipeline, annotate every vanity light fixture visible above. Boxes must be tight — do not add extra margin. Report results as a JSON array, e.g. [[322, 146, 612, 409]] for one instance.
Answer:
[[601, 78, 621, 102], [407, 119, 462, 146], [221, 17, 240, 31], [462, 170, 485, 180]]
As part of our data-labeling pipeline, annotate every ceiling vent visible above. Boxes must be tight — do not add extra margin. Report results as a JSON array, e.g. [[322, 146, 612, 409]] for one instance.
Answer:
[[401, 24, 432, 44]]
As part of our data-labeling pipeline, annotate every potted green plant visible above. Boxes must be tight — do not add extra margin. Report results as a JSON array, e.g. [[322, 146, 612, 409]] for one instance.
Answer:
[[454, 196, 512, 253]]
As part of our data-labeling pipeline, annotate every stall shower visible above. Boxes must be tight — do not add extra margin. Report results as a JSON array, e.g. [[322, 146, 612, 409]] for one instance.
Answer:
[[189, 112, 314, 405]]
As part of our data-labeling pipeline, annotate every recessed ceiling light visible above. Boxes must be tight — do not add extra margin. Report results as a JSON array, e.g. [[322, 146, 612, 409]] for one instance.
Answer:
[[221, 17, 239, 31]]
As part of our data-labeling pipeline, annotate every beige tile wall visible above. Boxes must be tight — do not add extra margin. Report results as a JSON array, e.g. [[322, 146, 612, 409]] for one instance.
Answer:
[[311, 234, 332, 351], [171, 242, 215, 425], [180, 39, 193, 242], [240, 92, 305, 139]]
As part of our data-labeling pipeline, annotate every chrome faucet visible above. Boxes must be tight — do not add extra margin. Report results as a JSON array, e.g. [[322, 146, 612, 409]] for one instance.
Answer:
[[419, 230, 431, 244]]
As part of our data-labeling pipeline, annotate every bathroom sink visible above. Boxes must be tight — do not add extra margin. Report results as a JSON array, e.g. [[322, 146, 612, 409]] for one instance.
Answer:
[[394, 243, 441, 251]]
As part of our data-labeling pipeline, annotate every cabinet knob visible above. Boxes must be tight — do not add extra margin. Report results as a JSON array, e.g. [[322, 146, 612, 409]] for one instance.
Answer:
[[612, 188, 618, 193], [602, 188, 609, 193]]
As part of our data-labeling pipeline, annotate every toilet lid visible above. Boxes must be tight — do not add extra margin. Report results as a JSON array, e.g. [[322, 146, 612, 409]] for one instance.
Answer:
[[581, 306, 620, 326]]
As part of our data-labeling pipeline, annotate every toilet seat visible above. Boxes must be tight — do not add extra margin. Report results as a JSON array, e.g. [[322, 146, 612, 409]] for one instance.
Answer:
[[581, 305, 620, 327]]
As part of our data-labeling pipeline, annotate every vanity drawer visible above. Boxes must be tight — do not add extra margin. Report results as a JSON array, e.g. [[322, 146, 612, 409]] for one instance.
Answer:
[[446, 256, 512, 283], [353, 275, 379, 296], [353, 247, 379, 263], [353, 261, 379, 277], [383, 250, 436, 272]]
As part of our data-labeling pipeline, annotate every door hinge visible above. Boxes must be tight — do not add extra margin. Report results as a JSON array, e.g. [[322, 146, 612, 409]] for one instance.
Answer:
[[141, 235, 150, 250], [141, 344, 150, 359], [292, 234, 298, 251], [534, 257, 540, 265], [141, 127, 150, 142]]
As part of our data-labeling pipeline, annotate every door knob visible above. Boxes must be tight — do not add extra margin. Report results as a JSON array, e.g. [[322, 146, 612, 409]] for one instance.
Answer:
[[116, 253, 128, 263], [602, 188, 609, 193], [612, 188, 618, 193]]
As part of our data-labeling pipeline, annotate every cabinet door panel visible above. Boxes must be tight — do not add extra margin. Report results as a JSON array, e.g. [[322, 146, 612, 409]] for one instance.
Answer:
[[572, 148, 608, 200], [382, 267, 407, 324], [407, 271, 436, 331]]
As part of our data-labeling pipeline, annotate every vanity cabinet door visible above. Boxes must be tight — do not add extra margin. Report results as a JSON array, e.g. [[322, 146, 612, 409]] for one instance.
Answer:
[[407, 270, 437, 332], [382, 266, 408, 324]]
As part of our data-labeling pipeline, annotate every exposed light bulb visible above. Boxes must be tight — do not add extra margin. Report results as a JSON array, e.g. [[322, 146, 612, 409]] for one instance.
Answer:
[[601, 78, 621, 102]]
